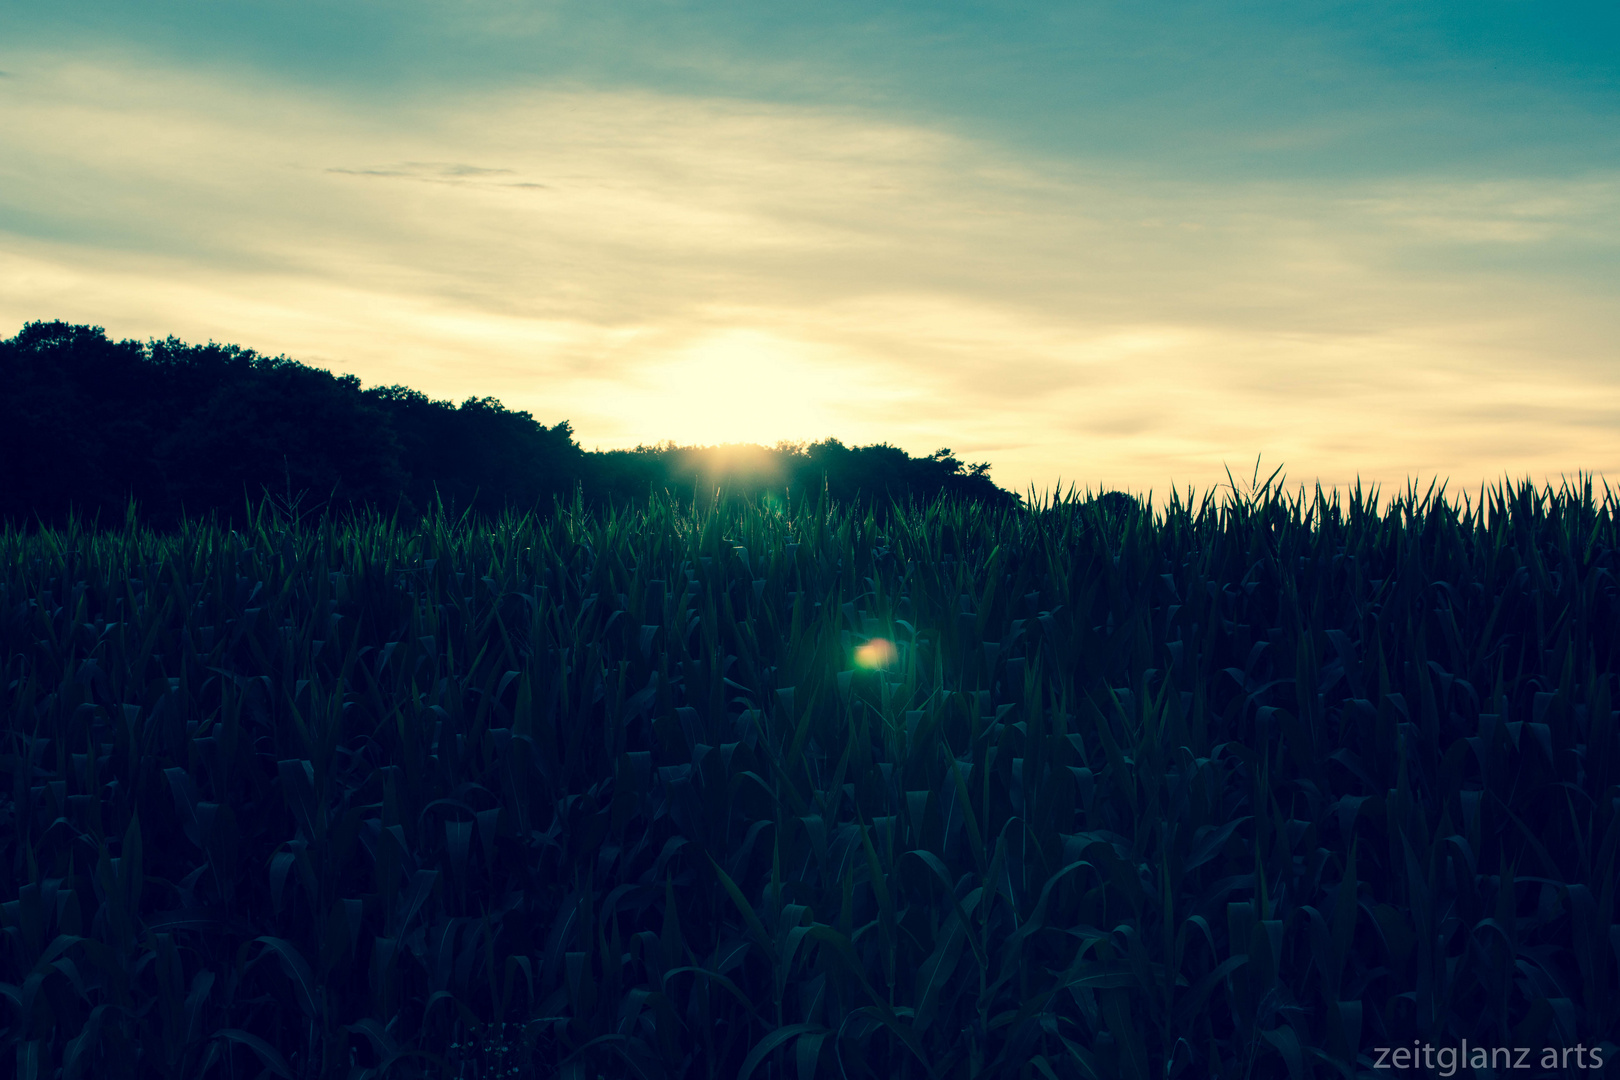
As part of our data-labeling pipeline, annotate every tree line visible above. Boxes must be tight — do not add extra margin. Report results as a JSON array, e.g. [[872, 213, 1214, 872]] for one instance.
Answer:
[[1, 321, 1016, 528]]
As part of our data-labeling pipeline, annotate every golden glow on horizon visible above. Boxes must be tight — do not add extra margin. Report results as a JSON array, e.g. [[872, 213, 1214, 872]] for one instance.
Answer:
[[1, 52, 1616, 499], [584, 328, 916, 449]]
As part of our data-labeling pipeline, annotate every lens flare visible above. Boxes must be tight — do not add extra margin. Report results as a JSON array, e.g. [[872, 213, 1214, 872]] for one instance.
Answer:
[[854, 637, 899, 670]]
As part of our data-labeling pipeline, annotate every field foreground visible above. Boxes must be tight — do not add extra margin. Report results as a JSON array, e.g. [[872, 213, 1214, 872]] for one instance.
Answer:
[[3, 478, 1619, 1079]]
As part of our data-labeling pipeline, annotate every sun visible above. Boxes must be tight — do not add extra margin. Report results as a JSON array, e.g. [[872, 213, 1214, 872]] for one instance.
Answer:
[[578, 327, 905, 449]]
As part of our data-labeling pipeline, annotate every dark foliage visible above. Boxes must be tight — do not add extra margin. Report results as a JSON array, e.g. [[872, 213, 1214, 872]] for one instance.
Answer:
[[587, 441, 1014, 514], [0, 322, 1017, 529], [361, 385, 582, 521], [1, 322, 405, 527], [2, 479, 1617, 1079]]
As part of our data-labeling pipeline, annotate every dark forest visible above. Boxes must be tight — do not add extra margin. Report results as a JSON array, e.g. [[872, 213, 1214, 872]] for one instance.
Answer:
[[1, 320, 1016, 529]]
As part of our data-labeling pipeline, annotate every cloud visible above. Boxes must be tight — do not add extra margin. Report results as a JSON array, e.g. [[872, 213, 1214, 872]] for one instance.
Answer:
[[328, 162, 517, 181], [1, 50, 1616, 498]]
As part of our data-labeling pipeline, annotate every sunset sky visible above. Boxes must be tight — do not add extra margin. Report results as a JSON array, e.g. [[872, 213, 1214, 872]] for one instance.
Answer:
[[3, 2, 1616, 501]]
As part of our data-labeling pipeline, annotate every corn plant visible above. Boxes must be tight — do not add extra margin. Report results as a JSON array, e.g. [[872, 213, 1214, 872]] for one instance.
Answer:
[[1, 474, 1617, 1079]]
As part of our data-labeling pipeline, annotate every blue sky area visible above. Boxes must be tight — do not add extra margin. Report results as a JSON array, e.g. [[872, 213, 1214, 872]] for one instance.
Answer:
[[13, 2, 1618, 175], [3, 1, 1616, 497]]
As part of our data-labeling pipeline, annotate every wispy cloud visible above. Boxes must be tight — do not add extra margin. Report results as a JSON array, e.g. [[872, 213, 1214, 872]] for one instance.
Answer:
[[328, 162, 517, 181], [1, 51, 1615, 498]]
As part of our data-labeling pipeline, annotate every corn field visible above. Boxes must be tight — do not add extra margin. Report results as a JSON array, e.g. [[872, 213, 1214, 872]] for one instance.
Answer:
[[3, 474, 1618, 1079]]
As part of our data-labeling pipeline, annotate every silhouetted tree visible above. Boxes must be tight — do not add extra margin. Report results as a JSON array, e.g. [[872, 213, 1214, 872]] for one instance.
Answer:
[[2, 322, 1018, 529], [364, 386, 584, 518], [2, 322, 411, 527], [159, 359, 406, 518], [1, 322, 165, 525], [583, 439, 1017, 513]]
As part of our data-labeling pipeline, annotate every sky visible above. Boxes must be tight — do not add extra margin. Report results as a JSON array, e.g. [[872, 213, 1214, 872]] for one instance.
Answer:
[[3, 1, 1617, 502]]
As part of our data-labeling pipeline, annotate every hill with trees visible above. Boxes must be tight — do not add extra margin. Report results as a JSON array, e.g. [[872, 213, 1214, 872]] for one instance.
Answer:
[[1, 321, 1015, 527]]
